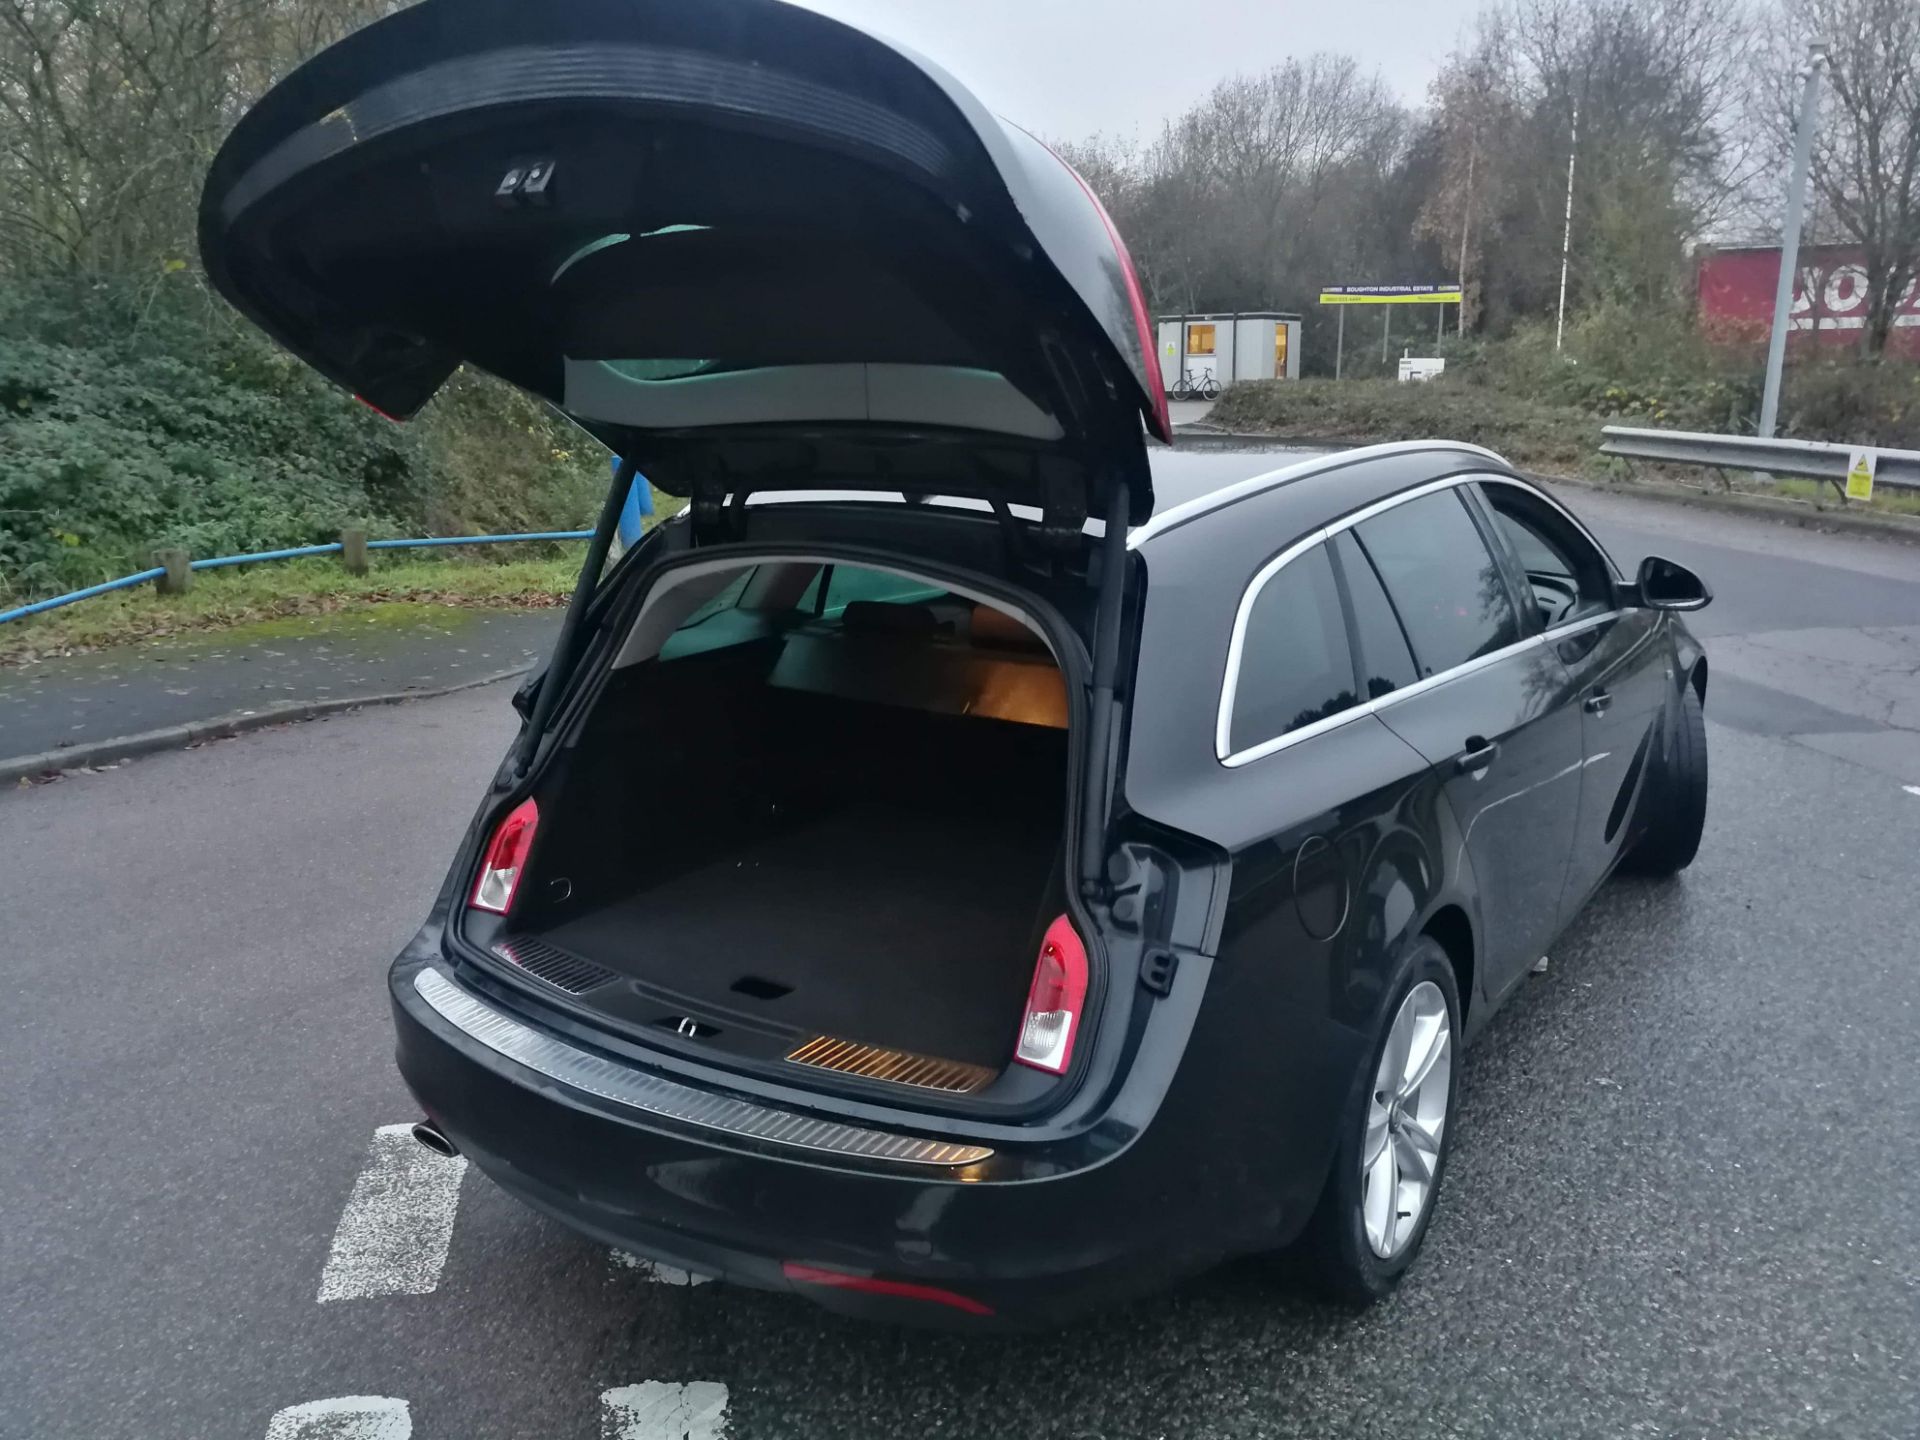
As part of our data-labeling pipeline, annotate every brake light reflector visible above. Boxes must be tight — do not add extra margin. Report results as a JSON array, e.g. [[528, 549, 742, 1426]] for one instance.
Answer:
[[781, 1262, 995, 1317], [470, 798, 539, 914], [1014, 915, 1088, 1074]]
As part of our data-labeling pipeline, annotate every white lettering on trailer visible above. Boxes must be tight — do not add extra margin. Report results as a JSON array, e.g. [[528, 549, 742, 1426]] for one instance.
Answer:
[[600, 1382, 731, 1439], [263, 1396, 412, 1440], [611, 1250, 712, 1286], [317, 1125, 467, 1302]]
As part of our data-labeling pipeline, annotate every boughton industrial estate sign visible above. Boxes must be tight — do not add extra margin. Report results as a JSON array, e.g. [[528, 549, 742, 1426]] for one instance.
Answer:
[[1318, 285, 1464, 305]]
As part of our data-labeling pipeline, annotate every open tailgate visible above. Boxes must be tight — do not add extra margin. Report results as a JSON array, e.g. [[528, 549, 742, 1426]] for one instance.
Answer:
[[200, 0, 1167, 523]]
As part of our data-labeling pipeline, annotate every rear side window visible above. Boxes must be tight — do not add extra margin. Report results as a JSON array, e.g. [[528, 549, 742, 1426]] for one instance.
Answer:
[[1353, 490, 1519, 677], [800, 563, 948, 616], [1228, 543, 1360, 756], [1332, 532, 1419, 700]]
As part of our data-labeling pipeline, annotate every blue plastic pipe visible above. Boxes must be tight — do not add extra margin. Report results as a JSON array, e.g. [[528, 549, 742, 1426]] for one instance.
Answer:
[[192, 543, 342, 570], [0, 568, 168, 625], [367, 531, 591, 549], [0, 532, 594, 627]]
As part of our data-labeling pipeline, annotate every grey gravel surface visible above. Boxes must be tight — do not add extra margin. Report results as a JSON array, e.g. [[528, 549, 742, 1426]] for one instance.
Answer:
[[3, 472, 1918, 1440]]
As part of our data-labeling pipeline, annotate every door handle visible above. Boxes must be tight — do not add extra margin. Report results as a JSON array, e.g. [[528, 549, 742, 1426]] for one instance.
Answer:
[[1454, 737, 1500, 774], [1584, 690, 1613, 716]]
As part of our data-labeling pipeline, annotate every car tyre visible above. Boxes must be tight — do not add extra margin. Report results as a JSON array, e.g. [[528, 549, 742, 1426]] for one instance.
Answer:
[[1297, 938, 1461, 1306], [1623, 682, 1707, 877]]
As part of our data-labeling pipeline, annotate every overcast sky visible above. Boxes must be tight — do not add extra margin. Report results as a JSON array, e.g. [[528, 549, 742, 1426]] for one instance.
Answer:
[[788, 0, 1482, 143]]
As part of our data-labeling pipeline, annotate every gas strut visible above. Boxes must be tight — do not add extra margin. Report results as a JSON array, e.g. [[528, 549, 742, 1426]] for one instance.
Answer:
[[1079, 478, 1130, 900], [514, 455, 637, 776]]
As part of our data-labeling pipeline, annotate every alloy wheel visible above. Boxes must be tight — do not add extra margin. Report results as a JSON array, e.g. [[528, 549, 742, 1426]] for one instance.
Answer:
[[1361, 980, 1453, 1259]]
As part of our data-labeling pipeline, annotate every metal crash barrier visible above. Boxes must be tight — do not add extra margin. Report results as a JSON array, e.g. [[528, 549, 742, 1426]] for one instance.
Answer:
[[1599, 426, 1920, 497]]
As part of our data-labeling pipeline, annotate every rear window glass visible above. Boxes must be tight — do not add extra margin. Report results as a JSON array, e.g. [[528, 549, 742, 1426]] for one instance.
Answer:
[[678, 569, 753, 628], [798, 564, 948, 616], [1332, 532, 1419, 700], [1353, 491, 1519, 677], [654, 560, 1065, 728], [1229, 543, 1360, 756]]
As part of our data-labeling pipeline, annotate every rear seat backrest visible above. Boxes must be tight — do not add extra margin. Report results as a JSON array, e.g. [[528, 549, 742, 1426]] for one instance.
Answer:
[[969, 604, 1046, 652], [768, 601, 1066, 727]]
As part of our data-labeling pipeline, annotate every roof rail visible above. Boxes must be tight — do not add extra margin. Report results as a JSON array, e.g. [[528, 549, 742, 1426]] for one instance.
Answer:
[[1126, 440, 1508, 549]]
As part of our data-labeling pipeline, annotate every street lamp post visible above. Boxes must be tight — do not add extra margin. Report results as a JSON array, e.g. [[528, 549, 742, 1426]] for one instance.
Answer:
[[1758, 43, 1830, 440]]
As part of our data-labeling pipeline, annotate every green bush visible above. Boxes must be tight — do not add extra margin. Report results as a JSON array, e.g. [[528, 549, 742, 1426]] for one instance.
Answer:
[[0, 275, 606, 604], [1209, 377, 1599, 473], [1216, 304, 1919, 477], [1777, 363, 1920, 449]]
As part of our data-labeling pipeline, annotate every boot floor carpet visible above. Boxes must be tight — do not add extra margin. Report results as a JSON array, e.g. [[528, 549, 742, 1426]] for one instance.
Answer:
[[537, 799, 1057, 1066]]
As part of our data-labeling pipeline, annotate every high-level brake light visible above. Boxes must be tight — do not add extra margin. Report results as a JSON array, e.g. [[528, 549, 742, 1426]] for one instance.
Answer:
[[1014, 914, 1088, 1074], [470, 797, 539, 914]]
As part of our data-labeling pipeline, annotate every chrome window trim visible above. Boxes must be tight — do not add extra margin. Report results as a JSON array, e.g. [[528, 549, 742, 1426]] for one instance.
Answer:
[[412, 967, 995, 1167], [1221, 612, 1623, 770], [1216, 472, 1628, 768], [1214, 527, 1332, 763], [1128, 440, 1509, 550]]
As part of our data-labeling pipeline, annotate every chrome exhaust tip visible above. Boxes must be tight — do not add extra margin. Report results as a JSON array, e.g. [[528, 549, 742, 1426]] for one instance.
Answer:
[[410, 1122, 459, 1159]]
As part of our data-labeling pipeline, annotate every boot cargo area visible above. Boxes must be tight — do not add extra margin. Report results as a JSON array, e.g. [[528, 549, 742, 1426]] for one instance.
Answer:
[[490, 561, 1076, 1092]]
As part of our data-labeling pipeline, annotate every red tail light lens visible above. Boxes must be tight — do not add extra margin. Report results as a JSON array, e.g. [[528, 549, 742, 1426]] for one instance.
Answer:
[[1046, 147, 1173, 443], [469, 798, 539, 914], [1014, 914, 1089, 1074]]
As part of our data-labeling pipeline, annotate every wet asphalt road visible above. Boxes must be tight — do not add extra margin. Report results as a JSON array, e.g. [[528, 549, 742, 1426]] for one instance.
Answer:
[[3, 462, 1918, 1440]]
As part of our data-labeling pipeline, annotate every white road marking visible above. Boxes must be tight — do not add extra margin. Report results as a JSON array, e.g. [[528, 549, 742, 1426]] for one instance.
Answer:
[[1903, 784, 1920, 797], [600, 1382, 730, 1439], [317, 1124, 467, 1303], [611, 1250, 712, 1286], [264, 1396, 411, 1439]]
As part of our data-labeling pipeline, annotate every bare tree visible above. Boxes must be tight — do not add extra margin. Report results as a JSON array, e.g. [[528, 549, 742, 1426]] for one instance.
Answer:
[[1764, 0, 1920, 356], [0, 0, 394, 278], [1417, 29, 1522, 331]]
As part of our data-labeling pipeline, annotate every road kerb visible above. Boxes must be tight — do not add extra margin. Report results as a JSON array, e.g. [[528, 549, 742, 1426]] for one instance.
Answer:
[[0, 664, 531, 787]]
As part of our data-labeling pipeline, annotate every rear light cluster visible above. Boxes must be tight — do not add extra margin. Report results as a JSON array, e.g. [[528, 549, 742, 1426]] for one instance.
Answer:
[[1014, 914, 1089, 1075], [470, 797, 539, 914]]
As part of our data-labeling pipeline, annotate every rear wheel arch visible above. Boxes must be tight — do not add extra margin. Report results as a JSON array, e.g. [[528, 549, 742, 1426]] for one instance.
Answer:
[[1422, 904, 1476, 1021]]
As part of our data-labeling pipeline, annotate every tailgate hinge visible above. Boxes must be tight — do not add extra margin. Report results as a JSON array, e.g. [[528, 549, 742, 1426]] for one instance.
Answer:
[[1038, 470, 1087, 553]]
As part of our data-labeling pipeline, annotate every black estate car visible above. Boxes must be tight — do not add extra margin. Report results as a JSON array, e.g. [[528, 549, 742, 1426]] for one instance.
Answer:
[[201, 0, 1712, 1324]]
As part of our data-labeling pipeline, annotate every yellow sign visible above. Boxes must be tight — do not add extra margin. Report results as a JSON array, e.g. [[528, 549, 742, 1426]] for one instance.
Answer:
[[1319, 287, 1463, 306], [1845, 450, 1876, 501]]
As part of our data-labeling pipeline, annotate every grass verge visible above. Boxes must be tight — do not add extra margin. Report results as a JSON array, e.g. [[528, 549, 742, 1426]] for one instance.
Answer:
[[0, 549, 584, 664], [1208, 379, 1920, 518]]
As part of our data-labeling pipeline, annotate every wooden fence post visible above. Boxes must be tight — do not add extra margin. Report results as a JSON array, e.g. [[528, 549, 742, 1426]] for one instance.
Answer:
[[153, 548, 192, 597], [340, 526, 369, 576]]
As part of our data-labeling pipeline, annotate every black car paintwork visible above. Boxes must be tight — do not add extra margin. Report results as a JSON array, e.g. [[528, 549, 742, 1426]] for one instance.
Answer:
[[380, 442, 1703, 1325]]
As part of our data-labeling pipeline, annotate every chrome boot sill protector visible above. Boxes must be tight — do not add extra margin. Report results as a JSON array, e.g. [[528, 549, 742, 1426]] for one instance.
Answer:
[[413, 968, 994, 1168]]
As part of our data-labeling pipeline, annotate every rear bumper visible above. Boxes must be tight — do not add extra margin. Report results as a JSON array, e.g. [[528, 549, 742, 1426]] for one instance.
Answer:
[[390, 949, 1271, 1326]]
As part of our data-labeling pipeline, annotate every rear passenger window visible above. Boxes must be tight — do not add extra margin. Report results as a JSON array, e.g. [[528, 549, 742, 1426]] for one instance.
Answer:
[[799, 563, 947, 616], [1353, 490, 1519, 677], [1228, 544, 1360, 756], [1332, 532, 1419, 700]]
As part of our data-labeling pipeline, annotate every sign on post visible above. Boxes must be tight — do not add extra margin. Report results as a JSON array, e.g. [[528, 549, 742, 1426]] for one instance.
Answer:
[[1318, 285, 1463, 305], [1845, 450, 1876, 501]]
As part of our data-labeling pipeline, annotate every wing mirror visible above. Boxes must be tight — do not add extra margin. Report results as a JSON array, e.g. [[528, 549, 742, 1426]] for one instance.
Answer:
[[1629, 555, 1711, 612]]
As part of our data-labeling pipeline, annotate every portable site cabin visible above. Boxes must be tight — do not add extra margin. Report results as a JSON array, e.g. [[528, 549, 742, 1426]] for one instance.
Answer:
[[1156, 312, 1302, 391]]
